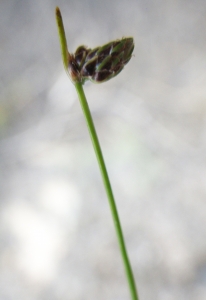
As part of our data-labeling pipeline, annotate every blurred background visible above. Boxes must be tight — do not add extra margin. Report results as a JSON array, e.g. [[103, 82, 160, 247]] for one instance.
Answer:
[[1, 0, 206, 299]]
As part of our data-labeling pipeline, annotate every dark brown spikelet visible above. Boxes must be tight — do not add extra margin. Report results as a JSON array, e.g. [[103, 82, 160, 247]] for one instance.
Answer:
[[70, 37, 134, 84], [74, 46, 91, 69]]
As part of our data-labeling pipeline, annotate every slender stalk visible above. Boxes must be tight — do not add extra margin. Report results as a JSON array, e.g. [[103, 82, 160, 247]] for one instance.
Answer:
[[55, 7, 139, 299], [74, 81, 139, 300]]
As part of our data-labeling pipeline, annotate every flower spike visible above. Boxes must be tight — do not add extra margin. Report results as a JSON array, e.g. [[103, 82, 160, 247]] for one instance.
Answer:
[[79, 37, 134, 83], [56, 7, 134, 84]]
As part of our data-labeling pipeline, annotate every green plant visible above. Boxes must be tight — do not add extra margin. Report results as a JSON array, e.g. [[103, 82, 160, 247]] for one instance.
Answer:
[[55, 7, 139, 300]]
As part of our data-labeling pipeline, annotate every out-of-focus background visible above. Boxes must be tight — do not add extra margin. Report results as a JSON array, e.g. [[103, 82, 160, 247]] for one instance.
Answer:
[[1, 0, 206, 299]]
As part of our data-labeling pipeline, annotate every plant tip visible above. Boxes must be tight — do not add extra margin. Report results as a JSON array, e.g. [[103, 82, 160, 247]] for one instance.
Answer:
[[55, 6, 60, 16]]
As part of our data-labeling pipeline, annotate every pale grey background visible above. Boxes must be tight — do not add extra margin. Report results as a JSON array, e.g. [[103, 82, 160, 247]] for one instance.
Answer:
[[0, 0, 206, 299]]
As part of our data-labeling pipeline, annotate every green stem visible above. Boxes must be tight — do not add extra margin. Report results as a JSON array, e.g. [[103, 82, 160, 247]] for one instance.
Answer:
[[55, 7, 139, 299], [74, 81, 139, 300], [55, 7, 69, 71]]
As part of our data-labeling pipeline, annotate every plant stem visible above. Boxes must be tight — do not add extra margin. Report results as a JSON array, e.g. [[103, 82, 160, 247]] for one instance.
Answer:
[[55, 7, 69, 71], [74, 81, 139, 300], [55, 7, 139, 299]]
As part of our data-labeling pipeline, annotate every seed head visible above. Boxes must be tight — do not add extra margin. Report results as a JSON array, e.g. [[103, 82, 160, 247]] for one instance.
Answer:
[[69, 38, 134, 84]]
